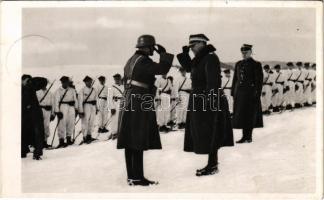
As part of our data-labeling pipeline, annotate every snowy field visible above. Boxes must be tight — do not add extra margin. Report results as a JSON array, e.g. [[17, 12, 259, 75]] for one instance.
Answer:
[[22, 107, 316, 193]]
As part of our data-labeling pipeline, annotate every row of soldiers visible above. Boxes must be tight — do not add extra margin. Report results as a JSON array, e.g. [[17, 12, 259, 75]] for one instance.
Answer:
[[34, 74, 124, 149], [24, 61, 316, 155]]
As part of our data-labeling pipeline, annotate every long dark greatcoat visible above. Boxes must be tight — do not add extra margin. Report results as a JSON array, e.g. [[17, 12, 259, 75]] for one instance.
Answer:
[[231, 57, 264, 129], [117, 51, 174, 151], [177, 45, 234, 154], [21, 77, 45, 156]]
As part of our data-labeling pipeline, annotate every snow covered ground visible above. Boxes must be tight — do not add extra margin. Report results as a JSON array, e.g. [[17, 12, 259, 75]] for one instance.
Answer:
[[21, 107, 316, 193]]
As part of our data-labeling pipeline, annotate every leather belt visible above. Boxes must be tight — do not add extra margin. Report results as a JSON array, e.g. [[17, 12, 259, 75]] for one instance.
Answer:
[[126, 80, 149, 89]]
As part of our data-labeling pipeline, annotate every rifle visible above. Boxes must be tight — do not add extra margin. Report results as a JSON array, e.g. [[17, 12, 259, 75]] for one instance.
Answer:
[[39, 79, 56, 103]]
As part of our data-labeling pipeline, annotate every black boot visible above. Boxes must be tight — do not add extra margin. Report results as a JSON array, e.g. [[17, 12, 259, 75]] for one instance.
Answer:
[[66, 136, 73, 146], [196, 165, 219, 176], [43, 141, 52, 149], [98, 128, 103, 133], [86, 135, 92, 144], [33, 154, 42, 160], [102, 127, 109, 133], [127, 179, 150, 186], [56, 138, 67, 148]]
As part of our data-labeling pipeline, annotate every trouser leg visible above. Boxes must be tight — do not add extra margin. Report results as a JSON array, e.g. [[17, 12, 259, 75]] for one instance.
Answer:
[[125, 149, 133, 179], [243, 128, 253, 140], [133, 150, 144, 179], [208, 149, 218, 167]]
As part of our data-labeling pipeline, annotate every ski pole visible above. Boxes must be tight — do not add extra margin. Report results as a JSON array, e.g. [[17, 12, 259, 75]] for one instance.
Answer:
[[51, 119, 60, 147]]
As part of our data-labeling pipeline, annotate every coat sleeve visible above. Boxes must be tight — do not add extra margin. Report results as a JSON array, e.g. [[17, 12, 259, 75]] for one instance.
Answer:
[[205, 54, 221, 91], [231, 63, 238, 96], [144, 52, 174, 75], [176, 52, 192, 72], [78, 88, 84, 113], [254, 62, 263, 97], [54, 90, 61, 113]]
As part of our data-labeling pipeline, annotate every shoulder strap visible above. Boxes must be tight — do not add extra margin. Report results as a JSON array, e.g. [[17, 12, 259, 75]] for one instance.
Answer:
[[264, 73, 270, 83], [59, 89, 69, 106], [83, 87, 94, 103], [288, 71, 293, 80], [223, 78, 230, 89], [161, 79, 169, 92], [275, 72, 281, 83], [97, 86, 105, 97], [178, 77, 187, 91], [113, 85, 123, 95], [296, 71, 302, 81], [39, 80, 55, 103], [126, 55, 143, 82]]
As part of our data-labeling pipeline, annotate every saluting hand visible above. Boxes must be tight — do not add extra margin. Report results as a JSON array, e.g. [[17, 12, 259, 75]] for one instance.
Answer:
[[154, 44, 166, 54]]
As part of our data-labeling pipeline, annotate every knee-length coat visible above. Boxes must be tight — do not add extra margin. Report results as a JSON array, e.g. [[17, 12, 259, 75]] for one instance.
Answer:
[[231, 57, 264, 129], [177, 45, 234, 154], [117, 50, 174, 151]]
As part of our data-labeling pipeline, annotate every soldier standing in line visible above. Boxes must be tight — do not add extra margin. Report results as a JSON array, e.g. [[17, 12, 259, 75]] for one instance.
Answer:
[[222, 69, 234, 114], [231, 44, 263, 143], [261, 65, 274, 114], [271, 64, 287, 112], [108, 73, 124, 140], [97, 76, 109, 133], [294, 62, 305, 108], [284, 62, 296, 110], [155, 74, 172, 132], [54, 76, 78, 148], [167, 76, 177, 128], [36, 78, 55, 148], [310, 63, 316, 105], [78, 76, 98, 144], [117, 35, 174, 186], [175, 67, 191, 129], [177, 34, 234, 176], [303, 62, 313, 107]]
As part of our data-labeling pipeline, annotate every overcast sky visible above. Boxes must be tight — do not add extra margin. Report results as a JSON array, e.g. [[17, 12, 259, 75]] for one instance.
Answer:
[[22, 7, 316, 68]]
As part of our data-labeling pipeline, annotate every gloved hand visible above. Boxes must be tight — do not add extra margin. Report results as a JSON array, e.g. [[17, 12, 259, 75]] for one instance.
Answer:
[[50, 114, 55, 121], [56, 112, 63, 120], [154, 44, 166, 54], [182, 46, 190, 54], [79, 112, 85, 118], [111, 109, 116, 115]]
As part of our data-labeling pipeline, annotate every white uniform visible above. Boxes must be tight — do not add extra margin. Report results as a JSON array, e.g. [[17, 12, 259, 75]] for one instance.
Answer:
[[310, 68, 316, 104], [175, 76, 191, 125], [261, 70, 274, 111], [221, 72, 233, 113], [78, 86, 98, 138], [109, 84, 124, 134], [169, 82, 177, 124], [155, 77, 172, 127], [285, 69, 297, 107], [97, 85, 109, 129], [303, 68, 313, 104], [36, 89, 54, 141], [54, 87, 78, 139], [272, 70, 287, 108], [294, 68, 306, 106]]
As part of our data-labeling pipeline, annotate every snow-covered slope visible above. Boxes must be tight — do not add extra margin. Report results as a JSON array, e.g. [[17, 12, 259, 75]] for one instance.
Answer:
[[22, 107, 316, 193]]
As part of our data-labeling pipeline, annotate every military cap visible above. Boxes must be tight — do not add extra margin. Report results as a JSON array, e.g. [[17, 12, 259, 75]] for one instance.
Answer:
[[296, 62, 303, 66], [22, 74, 32, 81], [240, 44, 253, 51], [98, 76, 106, 81], [263, 64, 270, 70], [312, 63, 316, 68], [32, 77, 48, 90], [113, 73, 122, 79], [224, 69, 231, 74], [304, 62, 310, 67], [274, 64, 281, 69], [286, 62, 294, 66], [189, 34, 209, 45], [60, 76, 70, 82], [83, 76, 93, 83]]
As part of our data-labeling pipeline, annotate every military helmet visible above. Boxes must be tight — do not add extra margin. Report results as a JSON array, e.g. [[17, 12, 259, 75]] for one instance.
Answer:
[[136, 35, 156, 48]]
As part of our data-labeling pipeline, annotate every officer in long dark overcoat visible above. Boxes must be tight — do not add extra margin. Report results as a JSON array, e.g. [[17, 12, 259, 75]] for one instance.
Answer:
[[231, 44, 263, 143], [21, 75, 46, 160], [177, 34, 234, 176], [117, 35, 174, 186]]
